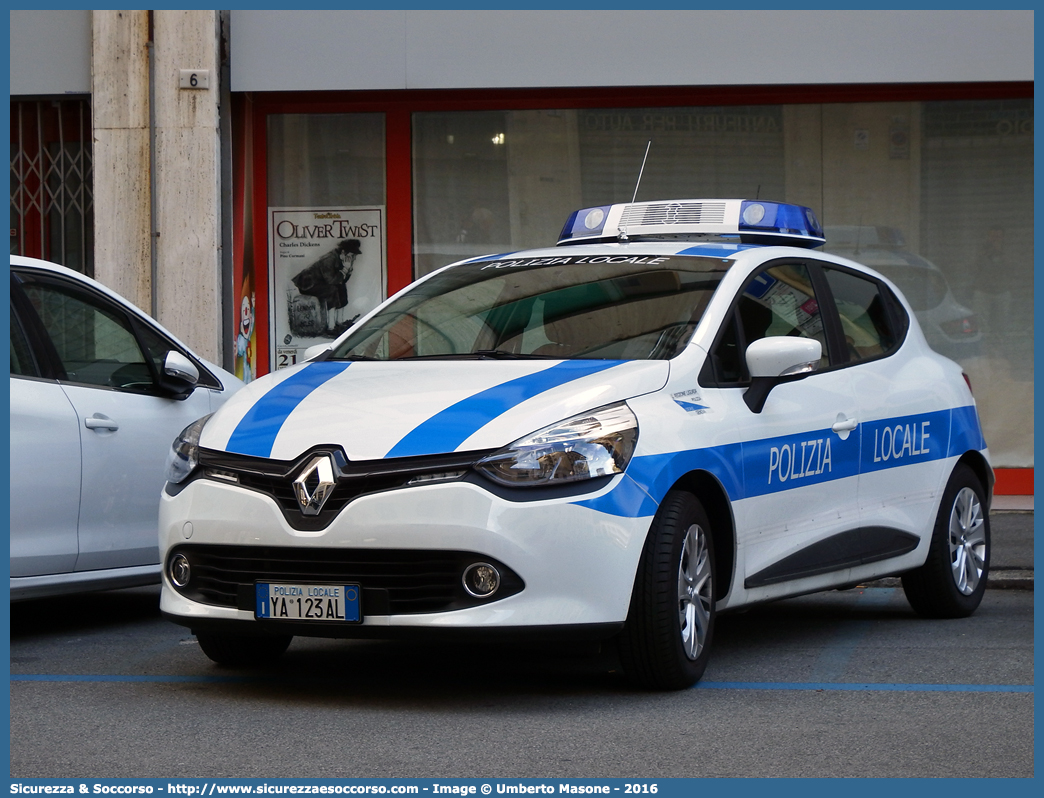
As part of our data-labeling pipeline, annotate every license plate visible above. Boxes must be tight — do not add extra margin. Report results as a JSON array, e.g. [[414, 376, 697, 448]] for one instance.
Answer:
[[255, 583, 361, 623]]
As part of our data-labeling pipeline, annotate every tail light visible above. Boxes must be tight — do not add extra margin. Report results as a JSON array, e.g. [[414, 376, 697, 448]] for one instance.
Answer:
[[941, 316, 978, 336]]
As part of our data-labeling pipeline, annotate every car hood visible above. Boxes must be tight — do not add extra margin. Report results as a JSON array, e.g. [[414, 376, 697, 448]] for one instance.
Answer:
[[200, 359, 670, 462]]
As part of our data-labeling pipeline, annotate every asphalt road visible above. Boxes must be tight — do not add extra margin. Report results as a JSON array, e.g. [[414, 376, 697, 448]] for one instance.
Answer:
[[9, 537, 1033, 779]]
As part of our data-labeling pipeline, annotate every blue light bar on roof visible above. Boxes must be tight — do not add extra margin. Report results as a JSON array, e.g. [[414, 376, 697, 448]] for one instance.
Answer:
[[558, 205, 611, 242], [557, 199, 826, 248], [739, 201, 824, 243]]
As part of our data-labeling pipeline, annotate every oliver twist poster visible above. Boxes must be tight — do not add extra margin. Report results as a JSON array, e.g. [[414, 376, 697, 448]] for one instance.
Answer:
[[268, 206, 386, 369]]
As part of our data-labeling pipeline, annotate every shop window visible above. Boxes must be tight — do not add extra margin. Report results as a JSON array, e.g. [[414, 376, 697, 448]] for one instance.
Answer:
[[10, 98, 94, 275], [265, 113, 388, 369], [267, 114, 385, 207], [263, 96, 1030, 467]]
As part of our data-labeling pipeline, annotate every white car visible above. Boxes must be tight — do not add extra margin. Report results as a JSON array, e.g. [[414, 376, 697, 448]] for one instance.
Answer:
[[159, 200, 992, 689], [10, 256, 243, 600]]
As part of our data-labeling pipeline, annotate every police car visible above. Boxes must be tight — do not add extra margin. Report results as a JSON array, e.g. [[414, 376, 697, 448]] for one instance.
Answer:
[[160, 199, 992, 689]]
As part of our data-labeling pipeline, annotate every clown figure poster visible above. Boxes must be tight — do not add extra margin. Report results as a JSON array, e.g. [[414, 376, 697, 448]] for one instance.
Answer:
[[269, 206, 386, 369]]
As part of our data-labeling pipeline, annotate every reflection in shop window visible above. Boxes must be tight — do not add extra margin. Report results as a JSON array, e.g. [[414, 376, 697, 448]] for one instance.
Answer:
[[405, 98, 1030, 466]]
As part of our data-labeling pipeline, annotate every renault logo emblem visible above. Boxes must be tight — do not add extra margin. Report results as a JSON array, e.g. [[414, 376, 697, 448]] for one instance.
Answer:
[[292, 455, 337, 516]]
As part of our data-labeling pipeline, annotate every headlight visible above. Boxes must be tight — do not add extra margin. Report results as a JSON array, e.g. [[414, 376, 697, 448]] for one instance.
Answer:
[[164, 414, 212, 484], [476, 402, 638, 487]]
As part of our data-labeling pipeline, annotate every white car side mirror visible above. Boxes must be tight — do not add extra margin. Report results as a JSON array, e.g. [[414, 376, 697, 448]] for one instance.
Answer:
[[163, 350, 200, 384], [743, 337, 822, 413], [746, 336, 822, 378]]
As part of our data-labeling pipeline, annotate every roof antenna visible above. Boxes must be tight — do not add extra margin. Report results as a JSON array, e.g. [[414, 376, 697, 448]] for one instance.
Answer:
[[756, 184, 761, 200], [631, 141, 652, 203]]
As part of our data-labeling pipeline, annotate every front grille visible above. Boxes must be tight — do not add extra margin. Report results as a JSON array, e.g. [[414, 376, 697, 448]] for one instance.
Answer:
[[169, 544, 524, 615], [196, 447, 496, 531], [619, 201, 728, 227]]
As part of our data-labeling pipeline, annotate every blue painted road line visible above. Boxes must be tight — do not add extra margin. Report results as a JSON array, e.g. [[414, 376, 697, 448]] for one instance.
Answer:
[[10, 674, 1033, 692], [11, 674, 256, 684], [807, 588, 899, 683], [695, 682, 1033, 693]]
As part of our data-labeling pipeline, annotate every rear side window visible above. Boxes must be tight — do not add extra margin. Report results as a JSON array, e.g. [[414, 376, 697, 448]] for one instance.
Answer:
[[821, 266, 906, 364]]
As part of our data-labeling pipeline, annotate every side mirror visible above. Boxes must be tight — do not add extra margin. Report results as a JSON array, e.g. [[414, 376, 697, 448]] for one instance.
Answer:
[[161, 350, 199, 398], [743, 337, 822, 413]]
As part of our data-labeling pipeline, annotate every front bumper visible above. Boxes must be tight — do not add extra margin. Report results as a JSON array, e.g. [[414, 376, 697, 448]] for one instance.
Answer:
[[159, 474, 652, 634]]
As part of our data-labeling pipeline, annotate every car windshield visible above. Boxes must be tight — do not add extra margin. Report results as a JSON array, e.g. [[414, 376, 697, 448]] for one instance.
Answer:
[[331, 253, 732, 361]]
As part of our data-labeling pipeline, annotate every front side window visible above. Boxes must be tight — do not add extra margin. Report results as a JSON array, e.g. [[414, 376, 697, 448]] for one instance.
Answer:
[[705, 262, 828, 385], [332, 254, 731, 361], [20, 276, 156, 392], [9, 302, 39, 378]]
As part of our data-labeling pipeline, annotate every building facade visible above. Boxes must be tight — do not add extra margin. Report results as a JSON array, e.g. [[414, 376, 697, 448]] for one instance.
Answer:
[[9, 9, 1034, 491]]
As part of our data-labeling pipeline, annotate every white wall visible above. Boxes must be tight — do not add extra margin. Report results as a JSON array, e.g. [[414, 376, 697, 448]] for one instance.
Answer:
[[11, 9, 1034, 96], [10, 9, 91, 95], [230, 9, 1033, 93]]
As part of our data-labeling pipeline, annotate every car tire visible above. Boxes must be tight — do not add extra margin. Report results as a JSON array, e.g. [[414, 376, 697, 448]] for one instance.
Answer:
[[901, 463, 990, 618], [618, 490, 716, 690], [196, 631, 293, 667]]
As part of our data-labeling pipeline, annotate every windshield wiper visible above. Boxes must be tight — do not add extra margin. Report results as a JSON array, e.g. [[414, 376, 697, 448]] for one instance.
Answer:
[[393, 350, 560, 361], [472, 349, 560, 360], [326, 353, 380, 361]]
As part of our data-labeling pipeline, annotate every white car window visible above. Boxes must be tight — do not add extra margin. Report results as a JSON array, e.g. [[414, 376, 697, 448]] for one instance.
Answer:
[[21, 278, 157, 393], [821, 266, 906, 364], [333, 255, 730, 361], [9, 304, 38, 378], [706, 262, 830, 384]]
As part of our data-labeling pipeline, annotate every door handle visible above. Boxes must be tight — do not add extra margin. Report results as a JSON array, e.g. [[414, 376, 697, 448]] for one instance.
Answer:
[[831, 415, 858, 440], [84, 414, 119, 432]]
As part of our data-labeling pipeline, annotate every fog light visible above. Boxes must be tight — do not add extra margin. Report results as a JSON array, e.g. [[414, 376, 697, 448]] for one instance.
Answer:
[[463, 563, 500, 598], [169, 554, 191, 587]]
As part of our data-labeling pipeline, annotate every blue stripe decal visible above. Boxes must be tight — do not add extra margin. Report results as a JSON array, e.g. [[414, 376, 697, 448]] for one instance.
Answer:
[[859, 408, 950, 476], [225, 362, 351, 457], [949, 404, 987, 454], [676, 243, 756, 258], [386, 360, 625, 459], [577, 405, 985, 518]]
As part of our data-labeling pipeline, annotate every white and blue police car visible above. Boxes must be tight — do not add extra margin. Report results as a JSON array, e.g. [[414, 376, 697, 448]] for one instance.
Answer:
[[160, 199, 991, 689]]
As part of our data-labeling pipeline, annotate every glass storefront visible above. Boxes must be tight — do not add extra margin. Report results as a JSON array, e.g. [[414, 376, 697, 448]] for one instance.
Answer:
[[262, 96, 1032, 467]]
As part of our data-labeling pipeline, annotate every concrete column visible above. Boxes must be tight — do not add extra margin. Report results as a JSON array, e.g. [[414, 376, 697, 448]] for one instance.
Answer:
[[90, 10, 152, 312], [152, 10, 223, 362]]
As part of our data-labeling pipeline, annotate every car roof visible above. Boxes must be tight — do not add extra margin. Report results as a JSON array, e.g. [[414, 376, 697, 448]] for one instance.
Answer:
[[450, 239, 826, 267]]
